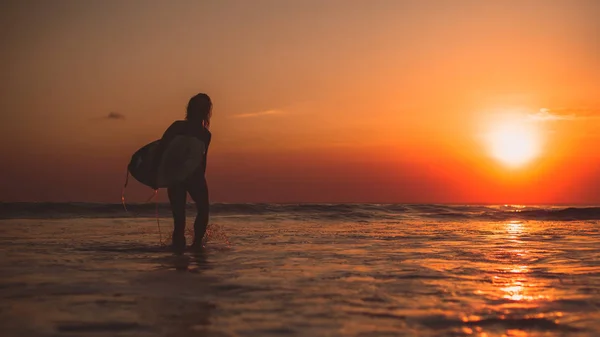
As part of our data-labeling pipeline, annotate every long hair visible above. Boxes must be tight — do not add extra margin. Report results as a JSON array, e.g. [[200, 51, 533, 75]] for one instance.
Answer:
[[185, 93, 212, 129]]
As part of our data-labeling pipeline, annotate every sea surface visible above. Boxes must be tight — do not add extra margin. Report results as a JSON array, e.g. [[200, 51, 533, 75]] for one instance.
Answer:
[[1, 203, 599, 336]]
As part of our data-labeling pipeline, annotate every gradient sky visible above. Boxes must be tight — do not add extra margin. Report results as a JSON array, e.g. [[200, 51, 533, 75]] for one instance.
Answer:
[[1, 0, 599, 203]]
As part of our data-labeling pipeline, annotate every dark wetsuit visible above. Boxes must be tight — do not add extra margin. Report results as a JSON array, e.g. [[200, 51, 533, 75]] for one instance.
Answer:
[[153, 120, 211, 247]]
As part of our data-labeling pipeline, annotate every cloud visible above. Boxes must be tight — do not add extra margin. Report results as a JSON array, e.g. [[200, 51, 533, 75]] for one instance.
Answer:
[[231, 109, 285, 119], [106, 112, 125, 120], [528, 108, 598, 122]]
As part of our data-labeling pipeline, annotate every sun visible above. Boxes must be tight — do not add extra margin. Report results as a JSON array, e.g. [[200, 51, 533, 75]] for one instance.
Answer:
[[486, 121, 540, 167]]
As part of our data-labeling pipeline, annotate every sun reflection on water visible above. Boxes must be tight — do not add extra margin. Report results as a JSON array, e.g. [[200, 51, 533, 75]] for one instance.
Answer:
[[506, 221, 523, 236], [462, 221, 566, 336], [500, 283, 550, 302], [494, 221, 549, 302]]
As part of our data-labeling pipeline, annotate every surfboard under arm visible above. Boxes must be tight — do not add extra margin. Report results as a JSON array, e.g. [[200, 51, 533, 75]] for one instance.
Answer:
[[128, 136, 205, 188]]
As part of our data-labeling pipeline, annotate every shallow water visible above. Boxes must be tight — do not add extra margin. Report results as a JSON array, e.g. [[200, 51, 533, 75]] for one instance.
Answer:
[[1, 215, 599, 336]]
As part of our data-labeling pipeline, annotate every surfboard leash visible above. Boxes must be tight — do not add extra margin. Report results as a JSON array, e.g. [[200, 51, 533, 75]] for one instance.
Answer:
[[147, 189, 163, 246], [121, 166, 163, 246], [121, 167, 129, 213], [156, 199, 163, 246]]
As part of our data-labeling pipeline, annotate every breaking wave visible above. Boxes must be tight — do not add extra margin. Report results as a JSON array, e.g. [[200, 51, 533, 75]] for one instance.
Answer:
[[1, 202, 600, 221]]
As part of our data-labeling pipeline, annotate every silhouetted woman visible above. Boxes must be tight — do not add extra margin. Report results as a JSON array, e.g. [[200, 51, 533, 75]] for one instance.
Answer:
[[151, 93, 212, 252]]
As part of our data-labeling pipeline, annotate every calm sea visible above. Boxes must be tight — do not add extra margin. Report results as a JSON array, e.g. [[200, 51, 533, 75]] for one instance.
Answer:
[[1, 203, 599, 336]]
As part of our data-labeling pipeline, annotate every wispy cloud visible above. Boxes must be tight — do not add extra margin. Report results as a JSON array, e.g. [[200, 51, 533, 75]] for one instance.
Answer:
[[528, 108, 598, 122], [106, 112, 125, 120], [231, 109, 285, 119]]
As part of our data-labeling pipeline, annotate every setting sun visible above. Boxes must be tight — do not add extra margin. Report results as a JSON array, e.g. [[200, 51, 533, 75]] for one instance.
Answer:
[[487, 121, 541, 168]]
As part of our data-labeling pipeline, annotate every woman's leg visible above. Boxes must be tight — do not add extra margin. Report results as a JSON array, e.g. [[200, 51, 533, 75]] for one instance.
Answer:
[[187, 177, 209, 247], [167, 184, 187, 251]]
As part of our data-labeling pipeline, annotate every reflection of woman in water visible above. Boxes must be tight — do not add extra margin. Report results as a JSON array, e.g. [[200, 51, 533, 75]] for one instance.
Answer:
[[151, 93, 212, 252]]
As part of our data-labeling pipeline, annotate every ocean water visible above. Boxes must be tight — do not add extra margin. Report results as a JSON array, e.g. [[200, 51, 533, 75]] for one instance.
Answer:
[[1, 203, 599, 337]]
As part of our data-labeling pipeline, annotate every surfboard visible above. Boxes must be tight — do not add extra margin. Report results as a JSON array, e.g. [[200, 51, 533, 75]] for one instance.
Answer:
[[128, 135, 205, 188]]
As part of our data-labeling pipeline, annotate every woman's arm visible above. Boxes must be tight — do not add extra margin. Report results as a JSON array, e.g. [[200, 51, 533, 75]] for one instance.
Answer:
[[202, 131, 211, 174]]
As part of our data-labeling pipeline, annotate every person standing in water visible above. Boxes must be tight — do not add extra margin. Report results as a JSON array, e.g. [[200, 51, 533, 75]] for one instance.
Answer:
[[150, 93, 212, 252]]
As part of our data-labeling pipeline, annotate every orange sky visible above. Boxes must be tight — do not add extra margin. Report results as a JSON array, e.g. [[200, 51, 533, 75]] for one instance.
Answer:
[[1, 0, 599, 203]]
